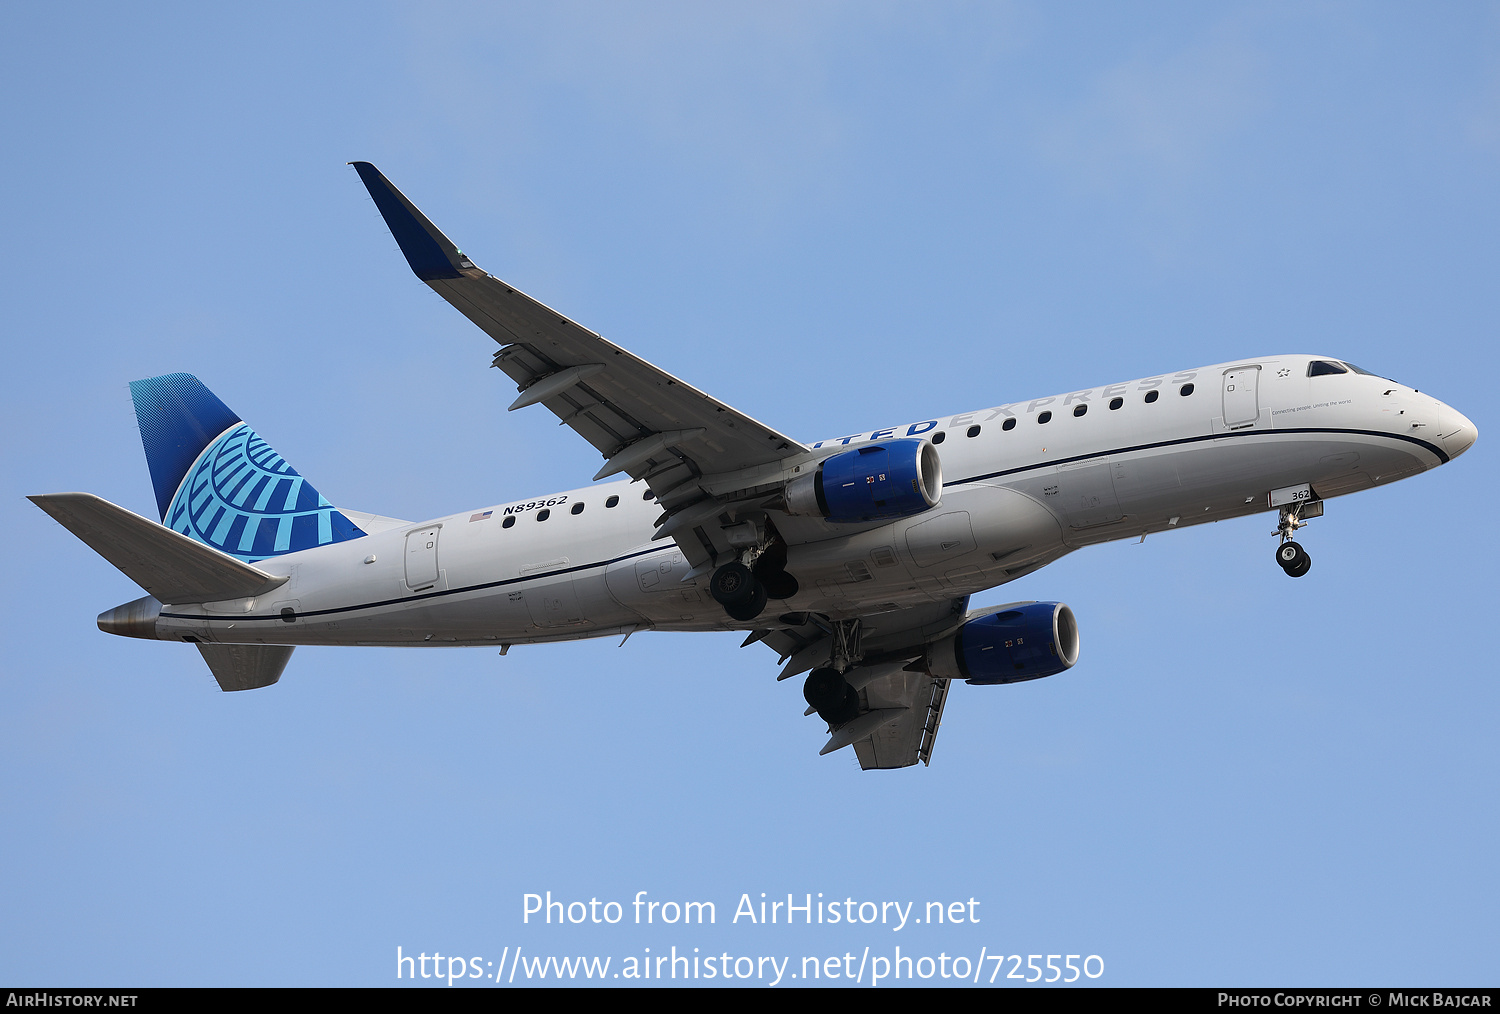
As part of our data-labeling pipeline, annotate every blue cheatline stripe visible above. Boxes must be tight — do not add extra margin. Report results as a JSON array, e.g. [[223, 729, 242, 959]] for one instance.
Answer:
[[944, 425, 1449, 489]]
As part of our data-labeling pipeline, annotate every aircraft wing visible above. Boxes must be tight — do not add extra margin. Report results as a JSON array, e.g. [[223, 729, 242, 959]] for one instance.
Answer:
[[757, 597, 969, 769], [352, 163, 810, 572]]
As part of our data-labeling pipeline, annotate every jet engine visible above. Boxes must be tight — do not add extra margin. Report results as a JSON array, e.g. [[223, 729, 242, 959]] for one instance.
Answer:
[[926, 601, 1079, 684], [784, 438, 941, 523]]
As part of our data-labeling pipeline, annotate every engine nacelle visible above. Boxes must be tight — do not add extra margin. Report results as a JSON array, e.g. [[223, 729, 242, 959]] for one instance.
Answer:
[[785, 438, 941, 523], [927, 602, 1079, 685]]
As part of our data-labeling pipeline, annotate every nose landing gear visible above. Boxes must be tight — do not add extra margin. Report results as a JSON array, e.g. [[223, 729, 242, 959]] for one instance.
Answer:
[[1272, 497, 1322, 578], [1276, 540, 1311, 577]]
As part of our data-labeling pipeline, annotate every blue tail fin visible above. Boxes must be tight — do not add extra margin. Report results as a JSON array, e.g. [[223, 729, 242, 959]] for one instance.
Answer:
[[129, 374, 366, 562]]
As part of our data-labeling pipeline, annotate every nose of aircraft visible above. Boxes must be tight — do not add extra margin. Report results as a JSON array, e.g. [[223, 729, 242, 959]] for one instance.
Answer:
[[1440, 404, 1478, 459]]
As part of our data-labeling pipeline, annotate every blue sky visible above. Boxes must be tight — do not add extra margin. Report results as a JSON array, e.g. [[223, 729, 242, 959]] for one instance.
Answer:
[[3, 2, 1497, 987]]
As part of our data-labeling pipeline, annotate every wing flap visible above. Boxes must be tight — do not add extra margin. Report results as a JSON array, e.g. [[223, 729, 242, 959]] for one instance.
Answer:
[[850, 670, 952, 769], [30, 493, 288, 604]]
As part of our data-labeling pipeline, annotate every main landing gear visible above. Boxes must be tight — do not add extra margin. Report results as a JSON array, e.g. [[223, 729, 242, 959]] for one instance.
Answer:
[[803, 666, 859, 725], [708, 535, 800, 622], [1272, 498, 1322, 578], [801, 619, 863, 726], [709, 561, 768, 621]]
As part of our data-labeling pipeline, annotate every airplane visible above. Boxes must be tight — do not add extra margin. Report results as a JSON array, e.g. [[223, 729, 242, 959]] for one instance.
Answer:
[[29, 162, 1479, 770]]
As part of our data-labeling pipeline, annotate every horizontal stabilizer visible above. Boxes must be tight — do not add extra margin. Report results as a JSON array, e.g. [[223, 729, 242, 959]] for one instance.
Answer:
[[197, 643, 294, 692], [30, 492, 288, 604]]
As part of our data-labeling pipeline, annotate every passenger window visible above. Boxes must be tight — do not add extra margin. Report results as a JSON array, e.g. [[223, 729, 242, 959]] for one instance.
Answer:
[[1038, 411, 1052, 424], [1073, 404, 1087, 417], [642, 490, 654, 501], [1308, 361, 1347, 377], [1109, 397, 1123, 410], [537, 509, 550, 521], [502, 516, 515, 529], [571, 502, 585, 515], [1144, 390, 1159, 404], [1180, 383, 1195, 397], [1002, 418, 1016, 431], [605, 495, 619, 508], [932, 431, 946, 444], [966, 425, 981, 438]]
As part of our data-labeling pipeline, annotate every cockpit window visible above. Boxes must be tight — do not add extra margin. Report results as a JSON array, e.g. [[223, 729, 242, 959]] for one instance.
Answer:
[[1339, 361, 1399, 383], [1308, 360, 1348, 377]]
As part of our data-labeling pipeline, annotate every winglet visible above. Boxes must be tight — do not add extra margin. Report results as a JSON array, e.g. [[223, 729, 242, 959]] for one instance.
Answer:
[[349, 162, 474, 281]]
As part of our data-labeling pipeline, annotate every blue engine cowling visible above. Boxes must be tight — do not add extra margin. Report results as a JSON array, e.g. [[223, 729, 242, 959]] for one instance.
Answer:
[[784, 438, 942, 523], [927, 602, 1079, 684]]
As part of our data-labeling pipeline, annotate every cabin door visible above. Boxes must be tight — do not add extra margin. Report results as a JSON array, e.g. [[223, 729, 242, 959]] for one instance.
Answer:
[[404, 526, 441, 590], [1222, 365, 1261, 429]]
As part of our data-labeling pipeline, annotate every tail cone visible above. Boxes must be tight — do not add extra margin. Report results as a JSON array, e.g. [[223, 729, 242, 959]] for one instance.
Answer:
[[97, 595, 162, 639]]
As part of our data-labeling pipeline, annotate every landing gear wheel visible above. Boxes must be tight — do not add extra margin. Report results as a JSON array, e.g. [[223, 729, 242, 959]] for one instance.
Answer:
[[723, 580, 768, 621], [751, 540, 799, 601], [802, 667, 859, 725], [823, 683, 860, 726], [760, 570, 800, 600], [709, 562, 756, 606], [1276, 541, 1309, 572], [802, 667, 843, 709]]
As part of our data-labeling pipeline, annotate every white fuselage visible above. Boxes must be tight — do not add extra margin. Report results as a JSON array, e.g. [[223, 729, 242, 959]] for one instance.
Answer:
[[153, 355, 1475, 648]]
